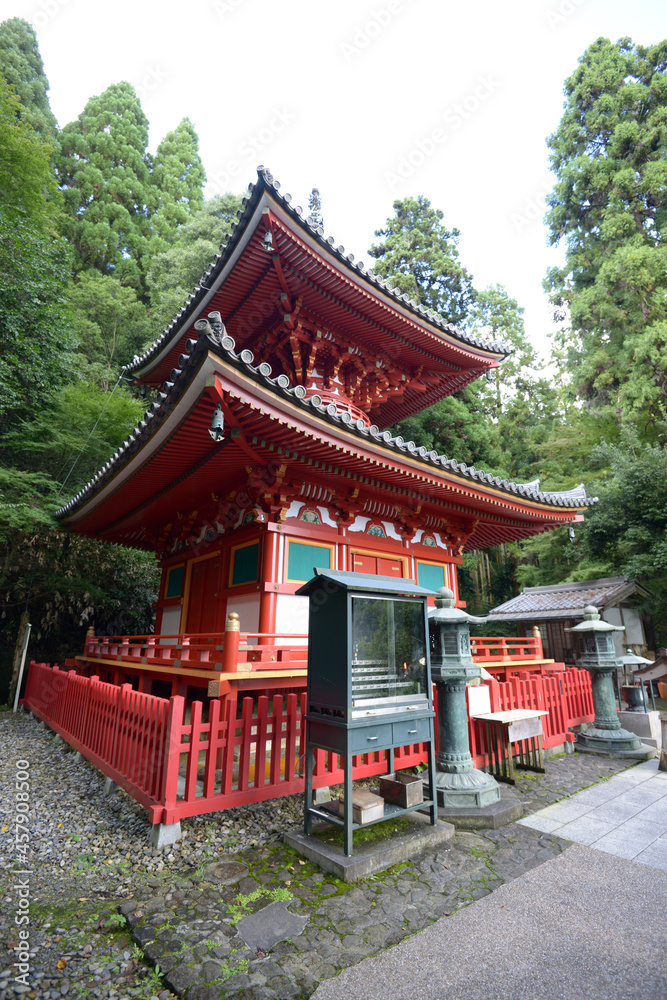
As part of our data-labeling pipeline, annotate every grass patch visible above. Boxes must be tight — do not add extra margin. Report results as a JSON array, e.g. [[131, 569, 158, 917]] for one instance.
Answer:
[[313, 814, 415, 850]]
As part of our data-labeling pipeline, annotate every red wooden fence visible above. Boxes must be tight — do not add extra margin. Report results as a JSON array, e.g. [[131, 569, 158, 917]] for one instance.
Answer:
[[23, 660, 595, 826]]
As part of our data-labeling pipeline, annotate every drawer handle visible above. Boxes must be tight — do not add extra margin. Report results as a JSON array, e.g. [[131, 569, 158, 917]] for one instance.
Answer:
[[367, 736, 378, 741], [407, 729, 417, 734]]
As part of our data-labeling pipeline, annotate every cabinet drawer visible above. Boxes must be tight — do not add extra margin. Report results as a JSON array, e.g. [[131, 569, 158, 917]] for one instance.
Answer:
[[349, 724, 393, 753], [392, 717, 431, 745]]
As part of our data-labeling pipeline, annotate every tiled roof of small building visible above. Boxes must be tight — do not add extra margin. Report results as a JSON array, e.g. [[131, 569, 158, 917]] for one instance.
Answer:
[[487, 577, 646, 622]]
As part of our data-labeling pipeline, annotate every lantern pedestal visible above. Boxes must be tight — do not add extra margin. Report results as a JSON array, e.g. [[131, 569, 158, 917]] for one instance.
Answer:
[[567, 608, 655, 760], [432, 669, 501, 808], [428, 588, 504, 816]]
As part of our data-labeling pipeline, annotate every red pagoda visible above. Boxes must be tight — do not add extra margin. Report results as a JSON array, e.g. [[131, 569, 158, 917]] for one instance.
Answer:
[[56, 167, 590, 694]]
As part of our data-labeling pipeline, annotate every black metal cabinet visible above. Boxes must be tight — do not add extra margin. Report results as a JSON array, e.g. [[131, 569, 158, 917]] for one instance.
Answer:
[[296, 569, 438, 856]]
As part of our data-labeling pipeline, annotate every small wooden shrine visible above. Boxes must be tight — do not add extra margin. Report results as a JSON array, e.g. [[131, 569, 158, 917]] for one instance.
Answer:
[[57, 167, 591, 689]]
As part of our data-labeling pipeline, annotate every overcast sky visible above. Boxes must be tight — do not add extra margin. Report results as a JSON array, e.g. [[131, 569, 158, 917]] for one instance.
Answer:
[[8, 0, 667, 354]]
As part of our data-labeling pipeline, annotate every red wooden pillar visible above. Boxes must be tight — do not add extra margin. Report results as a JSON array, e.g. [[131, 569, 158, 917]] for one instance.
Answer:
[[258, 528, 280, 639]]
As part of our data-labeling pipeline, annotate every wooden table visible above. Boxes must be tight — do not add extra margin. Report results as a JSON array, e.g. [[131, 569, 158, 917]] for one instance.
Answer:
[[472, 709, 549, 784]]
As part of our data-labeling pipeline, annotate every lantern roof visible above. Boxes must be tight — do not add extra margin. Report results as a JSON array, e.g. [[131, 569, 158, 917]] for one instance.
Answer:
[[428, 586, 488, 626], [565, 606, 626, 633]]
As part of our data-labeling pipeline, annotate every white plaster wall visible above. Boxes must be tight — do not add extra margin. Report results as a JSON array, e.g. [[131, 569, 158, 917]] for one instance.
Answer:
[[621, 606, 645, 646], [603, 606, 625, 657], [227, 593, 260, 637], [348, 515, 371, 532], [274, 594, 309, 644], [159, 605, 182, 640]]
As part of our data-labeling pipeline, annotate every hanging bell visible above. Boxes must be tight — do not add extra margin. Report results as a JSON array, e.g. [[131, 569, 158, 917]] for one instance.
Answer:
[[209, 404, 225, 442]]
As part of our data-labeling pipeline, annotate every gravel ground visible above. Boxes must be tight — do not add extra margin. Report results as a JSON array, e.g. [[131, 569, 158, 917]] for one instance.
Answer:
[[0, 709, 633, 1000], [0, 710, 305, 999]]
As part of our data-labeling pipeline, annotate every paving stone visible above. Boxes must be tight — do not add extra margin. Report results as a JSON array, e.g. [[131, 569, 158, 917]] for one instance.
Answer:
[[89, 753, 639, 998]]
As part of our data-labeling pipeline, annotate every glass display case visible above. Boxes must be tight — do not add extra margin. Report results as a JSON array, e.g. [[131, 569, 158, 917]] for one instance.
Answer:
[[351, 596, 428, 717], [296, 568, 438, 856]]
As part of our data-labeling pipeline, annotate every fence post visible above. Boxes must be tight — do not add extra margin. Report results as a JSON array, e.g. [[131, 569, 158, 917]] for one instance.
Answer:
[[222, 613, 241, 673], [161, 695, 185, 821], [532, 625, 544, 659]]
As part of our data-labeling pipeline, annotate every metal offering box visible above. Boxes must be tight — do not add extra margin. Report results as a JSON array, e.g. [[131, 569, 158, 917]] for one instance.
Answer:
[[296, 568, 438, 856]]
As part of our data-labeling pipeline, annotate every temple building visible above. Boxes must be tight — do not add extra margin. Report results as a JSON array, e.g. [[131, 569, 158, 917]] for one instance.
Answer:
[[57, 168, 592, 656]]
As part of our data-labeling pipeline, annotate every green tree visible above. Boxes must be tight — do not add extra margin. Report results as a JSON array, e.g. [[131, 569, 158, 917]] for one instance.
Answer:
[[545, 36, 667, 438], [1, 378, 144, 495], [151, 117, 205, 253], [56, 82, 154, 293], [369, 195, 476, 325], [0, 74, 73, 430], [0, 17, 57, 143], [68, 271, 148, 382], [466, 285, 536, 415], [146, 191, 243, 333]]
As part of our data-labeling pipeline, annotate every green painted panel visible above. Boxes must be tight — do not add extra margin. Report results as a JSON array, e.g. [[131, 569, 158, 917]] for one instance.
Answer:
[[165, 565, 184, 598], [417, 562, 445, 592], [232, 542, 259, 585], [288, 542, 331, 582]]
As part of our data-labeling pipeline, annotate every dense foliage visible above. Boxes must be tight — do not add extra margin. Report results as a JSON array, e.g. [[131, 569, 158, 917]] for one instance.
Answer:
[[0, 20, 238, 699], [2, 21, 667, 698], [371, 37, 667, 645]]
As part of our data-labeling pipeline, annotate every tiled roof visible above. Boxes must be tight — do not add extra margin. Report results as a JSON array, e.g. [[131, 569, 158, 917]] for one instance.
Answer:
[[124, 166, 511, 379], [56, 327, 597, 522], [487, 577, 643, 621]]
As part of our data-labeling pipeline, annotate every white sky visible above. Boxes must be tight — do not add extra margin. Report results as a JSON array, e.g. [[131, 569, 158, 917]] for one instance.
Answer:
[[7, 0, 667, 354]]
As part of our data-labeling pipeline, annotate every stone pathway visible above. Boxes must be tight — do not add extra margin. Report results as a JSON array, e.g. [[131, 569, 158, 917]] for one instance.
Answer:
[[519, 758, 667, 868], [0, 708, 633, 1000], [115, 752, 631, 1000]]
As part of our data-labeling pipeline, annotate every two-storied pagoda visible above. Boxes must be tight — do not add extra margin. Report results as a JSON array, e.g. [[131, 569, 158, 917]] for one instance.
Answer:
[[57, 168, 590, 665]]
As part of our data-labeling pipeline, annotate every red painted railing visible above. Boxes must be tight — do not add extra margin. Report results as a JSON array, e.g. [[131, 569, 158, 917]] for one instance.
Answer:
[[82, 631, 309, 670], [23, 662, 429, 825], [23, 661, 595, 826], [470, 635, 544, 662]]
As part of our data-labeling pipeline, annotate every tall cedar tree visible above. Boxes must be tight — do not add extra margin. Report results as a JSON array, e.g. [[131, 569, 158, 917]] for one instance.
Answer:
[[0, 74, 72, 430], [545, 37, 667, 439], [56, 82, 154, 295], [150, 117, 206, 253], [0, 18, 57, 143], [146, 192, 243, 334], [369, 195, 476, 325]]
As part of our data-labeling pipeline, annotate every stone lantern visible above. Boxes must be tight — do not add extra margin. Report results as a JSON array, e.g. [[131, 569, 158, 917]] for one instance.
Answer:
[[428, 587, 501, 808], [566, 606, 647, 756]]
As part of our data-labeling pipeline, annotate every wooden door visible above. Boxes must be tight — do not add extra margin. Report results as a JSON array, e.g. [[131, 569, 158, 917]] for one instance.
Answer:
[[351, 552, 404, 577], [186, 555, 221, 634], [351, 553, 376, 575], [377, 556, 404, 578]]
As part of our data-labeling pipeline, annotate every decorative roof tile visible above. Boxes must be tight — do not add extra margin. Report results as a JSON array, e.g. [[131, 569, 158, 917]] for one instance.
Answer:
[[123, 166, 511, 379], [56, 328, 596, 521]]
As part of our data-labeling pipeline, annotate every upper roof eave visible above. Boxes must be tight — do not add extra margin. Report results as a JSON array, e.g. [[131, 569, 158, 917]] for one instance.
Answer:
[[57, 330, 595, 528], [125, 167, 512, 383]]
